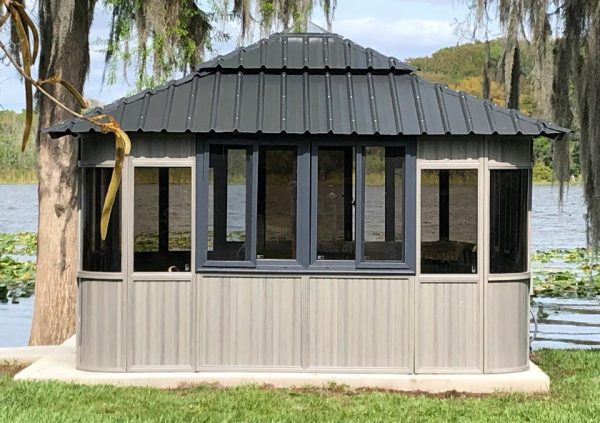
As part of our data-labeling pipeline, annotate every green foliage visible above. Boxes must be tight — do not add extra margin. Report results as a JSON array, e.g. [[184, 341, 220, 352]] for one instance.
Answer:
[[0, 232, 37, 303], [534, 137, 553, 167], [408, 40, 505, 87], [1, 349, 600, 421], [533, 163, 554, 184], [0, 111, 37, 183], [407, 40, 581, 180], [134, 232, 191, 252], [532, 248, 600, 297], [407, 39, 536, 115]]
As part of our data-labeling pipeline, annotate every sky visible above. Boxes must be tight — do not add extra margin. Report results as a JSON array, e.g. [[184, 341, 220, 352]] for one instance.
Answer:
[[0, 0, 478, 111]]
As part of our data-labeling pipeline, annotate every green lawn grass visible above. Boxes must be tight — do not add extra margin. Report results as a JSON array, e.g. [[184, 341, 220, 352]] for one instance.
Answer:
[[1, 350, 599, 422]]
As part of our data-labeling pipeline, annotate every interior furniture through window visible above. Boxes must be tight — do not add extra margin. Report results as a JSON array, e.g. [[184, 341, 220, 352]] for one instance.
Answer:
[[420, 169, 478, 274]]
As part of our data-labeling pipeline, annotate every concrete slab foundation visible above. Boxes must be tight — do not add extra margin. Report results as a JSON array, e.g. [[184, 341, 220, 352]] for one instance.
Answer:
[[0, 345, 58, 366], [15, 337, 550, 394]]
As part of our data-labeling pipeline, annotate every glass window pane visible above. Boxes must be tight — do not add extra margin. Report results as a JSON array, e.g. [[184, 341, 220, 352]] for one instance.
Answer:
[[168, 168, 192, 252], [208, 145, 250, 261], [490, 169, 528, 273], [317, 146, 355, 260], [363, 146, 404, 261], [134, 167, 191, 272], [257, 146, 297, 259], [82, 168, 121, 272], [421, 169, 478, 274]]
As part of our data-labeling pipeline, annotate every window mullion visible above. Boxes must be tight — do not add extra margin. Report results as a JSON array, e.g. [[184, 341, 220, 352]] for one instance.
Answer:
[[298, 142, 311, 267], [249, 144, 258, 266], [355, 145, 365, 267]]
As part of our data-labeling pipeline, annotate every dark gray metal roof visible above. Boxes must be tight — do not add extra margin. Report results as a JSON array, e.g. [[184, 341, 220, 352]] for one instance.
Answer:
[[45, 33, 569, 138], [200, 32, 417, 72]]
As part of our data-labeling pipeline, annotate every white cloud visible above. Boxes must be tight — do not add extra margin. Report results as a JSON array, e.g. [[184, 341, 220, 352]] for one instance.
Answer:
[[332, 17, 457, 60]]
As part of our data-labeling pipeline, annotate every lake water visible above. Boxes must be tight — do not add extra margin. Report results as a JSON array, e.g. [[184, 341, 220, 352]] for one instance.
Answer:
[[0, 183, 597, 349]]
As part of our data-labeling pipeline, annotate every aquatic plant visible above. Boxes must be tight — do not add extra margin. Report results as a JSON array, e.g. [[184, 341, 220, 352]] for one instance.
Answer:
[[0, 232, 36, 302], [1, 231, 598, 301], [532, 247, 600, 297]]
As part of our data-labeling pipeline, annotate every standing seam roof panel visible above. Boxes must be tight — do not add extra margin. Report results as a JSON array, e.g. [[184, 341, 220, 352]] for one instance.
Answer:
[[43, 33, 569, 138], [51, 71, 570, 137]]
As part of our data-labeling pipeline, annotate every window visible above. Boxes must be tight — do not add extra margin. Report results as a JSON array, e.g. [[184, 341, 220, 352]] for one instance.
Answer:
[[363, 146, 405, 261], [207, 145, 251, 262], [82, 167, 121, 272], [490, 169, 528, 273], [133, 167, 192, 272], [198, 139, 415, 271], [421, 169, 478, 274], [316, 146, 355, 260], [257, 146, 297, 259]]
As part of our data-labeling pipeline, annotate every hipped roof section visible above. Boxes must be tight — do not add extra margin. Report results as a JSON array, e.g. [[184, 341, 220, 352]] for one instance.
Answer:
[[45, 32, 569, 138]]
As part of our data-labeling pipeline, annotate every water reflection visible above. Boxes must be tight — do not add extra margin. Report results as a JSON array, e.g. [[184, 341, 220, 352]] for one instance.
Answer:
[[0, 184, 596, 349]]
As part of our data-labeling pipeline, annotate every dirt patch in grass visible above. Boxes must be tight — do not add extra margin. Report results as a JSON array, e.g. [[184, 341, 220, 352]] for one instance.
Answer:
[[0, 363, 27, 377], [254, 382, 501, 399]]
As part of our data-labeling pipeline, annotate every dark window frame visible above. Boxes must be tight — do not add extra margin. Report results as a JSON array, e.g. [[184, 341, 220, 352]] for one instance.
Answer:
[[195, 135, 416, 273], [357, 142, 415, 270], [80, 166, 123, 273], [197, 138, 310, 270]]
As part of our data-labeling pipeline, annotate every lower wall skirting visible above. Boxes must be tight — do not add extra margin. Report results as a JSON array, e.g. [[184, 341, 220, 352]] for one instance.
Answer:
[[77, 274, 529, 374]]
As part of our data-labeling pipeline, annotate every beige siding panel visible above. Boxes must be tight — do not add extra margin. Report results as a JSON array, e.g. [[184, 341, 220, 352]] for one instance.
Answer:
[[197, 276, 303, 369], [78, 279, 126, 371], [485, 280, 530, 373], [129, 280, 193, 370], [129, 133, 195, 159], [487, 136, 531, 166], [417, 282, 481, 373], [418, 136, 482, 162], [307, 277, 413, 371]]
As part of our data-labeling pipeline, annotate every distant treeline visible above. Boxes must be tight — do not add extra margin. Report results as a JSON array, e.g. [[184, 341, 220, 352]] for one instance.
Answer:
[[0, 110, 37, 183], [0, 41, 581, 186], [407, 40, 581, 183]]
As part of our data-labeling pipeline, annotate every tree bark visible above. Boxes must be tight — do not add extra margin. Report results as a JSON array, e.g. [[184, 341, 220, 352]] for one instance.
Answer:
[[29, 0, 96, 345]]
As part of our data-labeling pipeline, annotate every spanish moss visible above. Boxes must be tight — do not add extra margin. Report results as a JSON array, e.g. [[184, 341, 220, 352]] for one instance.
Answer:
[[466, 0, 600, 249]]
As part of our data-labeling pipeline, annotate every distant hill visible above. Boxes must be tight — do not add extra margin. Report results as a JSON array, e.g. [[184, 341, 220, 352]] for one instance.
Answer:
[[407, 41, 582, 182], [406, 39, 537, 115]]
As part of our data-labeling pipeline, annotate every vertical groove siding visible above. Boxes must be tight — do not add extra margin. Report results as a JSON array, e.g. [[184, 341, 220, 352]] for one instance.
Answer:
[[416, 282, 481, 372], [130, 280, 193, 369], [487, 136, 531, 166], [307, 277, 413, 371], [197, 276, 303, 368], [418, 136, 482, 162], [80, 134, 120, 163], [128, 134, 195, 159], [81, 133, 195, 162], [485, 280, 530, 373], [78, 279, 126, 371]]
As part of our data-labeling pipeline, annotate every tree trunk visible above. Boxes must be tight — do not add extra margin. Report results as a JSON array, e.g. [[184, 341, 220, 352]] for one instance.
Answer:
[[507, 44, 520, 110], [29, 0, 96, 346]]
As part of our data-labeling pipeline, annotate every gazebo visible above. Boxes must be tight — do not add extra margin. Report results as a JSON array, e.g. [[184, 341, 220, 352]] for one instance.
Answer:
[[46, 32, 568, 378]]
